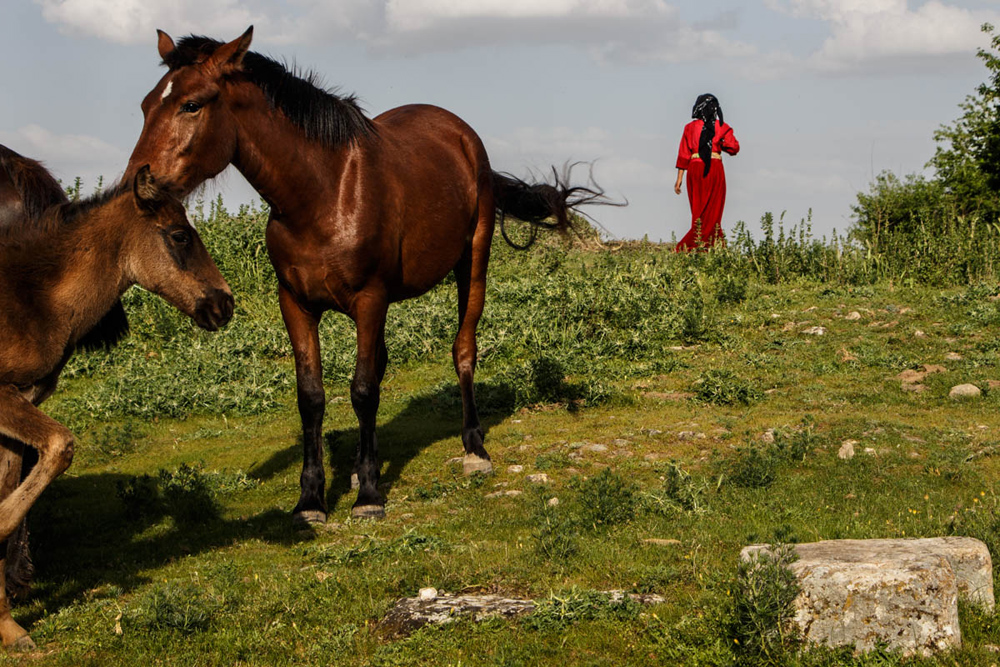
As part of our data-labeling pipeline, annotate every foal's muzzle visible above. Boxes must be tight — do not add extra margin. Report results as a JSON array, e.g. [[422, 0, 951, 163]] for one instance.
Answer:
[[194, 289, 235, 331]]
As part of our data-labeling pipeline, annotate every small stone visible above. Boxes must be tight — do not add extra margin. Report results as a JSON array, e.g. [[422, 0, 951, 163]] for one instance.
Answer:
[[803, 306, 818, 312], [419, 587, 438, 601], [526, 474, 549, 484], [838, 440, 856, 460], [923, 364, 947, 374], [864, 447, 877, 456], [902, 383, 928, 393], [760, 429, 776, 444], [914, 330, 927, 339], [507, 465, 524, 474], [547, 497, 559, 507], [678, 431, 696, 441], [611, 439, 630, 446], [838, 348, 858, 362], [845, 311, 862, 321], [485, 491, 503, 499], [569, 442, 585, 449], [504, 490, 523, 497], [584, 444, 608, 453], [802, 326, 827, 336], [945, 352, 964, 361], [950, 384, 982, 399]]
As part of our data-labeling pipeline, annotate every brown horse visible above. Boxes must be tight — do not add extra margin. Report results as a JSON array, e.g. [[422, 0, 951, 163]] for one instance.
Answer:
[[0, 147, 233, 649], [126, 27, 611, 523]]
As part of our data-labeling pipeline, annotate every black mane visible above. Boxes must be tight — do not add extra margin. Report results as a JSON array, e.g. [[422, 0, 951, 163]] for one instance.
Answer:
[[165, 36, 376, 149]]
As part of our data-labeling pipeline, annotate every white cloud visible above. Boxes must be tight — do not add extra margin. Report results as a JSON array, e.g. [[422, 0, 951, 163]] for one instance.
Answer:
[[34, 0, 263, 45], [35, 0, 756, 63], [765, 0, 1000, 73], [0, 124, 125, 185]]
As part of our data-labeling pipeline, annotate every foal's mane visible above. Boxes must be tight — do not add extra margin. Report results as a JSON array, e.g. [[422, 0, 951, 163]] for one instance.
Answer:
[[164, 36, 376, 149]]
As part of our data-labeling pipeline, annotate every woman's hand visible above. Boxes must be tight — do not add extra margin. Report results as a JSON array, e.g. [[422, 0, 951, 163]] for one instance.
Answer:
[[674, 169, 684, 195]]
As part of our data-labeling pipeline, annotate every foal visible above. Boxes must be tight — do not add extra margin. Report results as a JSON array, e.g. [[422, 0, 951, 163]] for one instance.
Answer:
[[0, 159, 233, 649]]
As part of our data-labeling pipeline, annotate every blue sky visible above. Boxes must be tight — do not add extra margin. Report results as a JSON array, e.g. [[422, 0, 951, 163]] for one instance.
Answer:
[[2, 0, 998, 240]]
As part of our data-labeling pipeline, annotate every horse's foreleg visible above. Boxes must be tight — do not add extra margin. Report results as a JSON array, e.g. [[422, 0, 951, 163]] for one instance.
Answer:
[[279, 286, 328, 524], [453, 216, 494, 476], [351, 294, 389, 519], [0, 386, 73, 649]]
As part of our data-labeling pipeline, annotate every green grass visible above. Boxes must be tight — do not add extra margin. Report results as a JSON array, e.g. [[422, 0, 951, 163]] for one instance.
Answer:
[[8, 202, 1000, 664]]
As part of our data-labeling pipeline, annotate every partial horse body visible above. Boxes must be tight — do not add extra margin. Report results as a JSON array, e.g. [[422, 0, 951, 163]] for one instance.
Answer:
[[126, 27, 613, 523], [0, 147, 233, 649]]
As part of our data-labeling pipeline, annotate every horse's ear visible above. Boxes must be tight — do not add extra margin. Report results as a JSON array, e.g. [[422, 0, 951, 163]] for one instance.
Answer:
[[133, 165, 164, 212], [209, 26, 253, 72], [156, 30, 175, 60]]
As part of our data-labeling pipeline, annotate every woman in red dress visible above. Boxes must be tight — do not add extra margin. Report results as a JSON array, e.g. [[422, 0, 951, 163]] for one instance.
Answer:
[[673, 94, 739, 251]]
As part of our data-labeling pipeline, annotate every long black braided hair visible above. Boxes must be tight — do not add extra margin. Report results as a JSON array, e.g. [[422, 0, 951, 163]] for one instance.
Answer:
[[691, 93, 723, 177]]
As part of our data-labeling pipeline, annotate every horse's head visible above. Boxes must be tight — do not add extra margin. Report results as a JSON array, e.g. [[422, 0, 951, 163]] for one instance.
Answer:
[[125, 165, 234, 331], [126, 27, 254, 197]]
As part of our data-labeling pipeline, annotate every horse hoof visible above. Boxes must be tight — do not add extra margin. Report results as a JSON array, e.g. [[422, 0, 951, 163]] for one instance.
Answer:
[[350, 473, 360, 490], [292, 510, 327, 525], [10, 635, 35, 652], [463, 454, 493, 476], [351, 504, 386, 519]]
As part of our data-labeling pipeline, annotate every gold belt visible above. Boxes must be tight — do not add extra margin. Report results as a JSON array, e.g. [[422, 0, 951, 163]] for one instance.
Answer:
[[691, 152, 722, 160]]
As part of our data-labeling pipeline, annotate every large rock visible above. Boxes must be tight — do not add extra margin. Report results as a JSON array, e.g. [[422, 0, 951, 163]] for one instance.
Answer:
[[741, 538, 994, 655]]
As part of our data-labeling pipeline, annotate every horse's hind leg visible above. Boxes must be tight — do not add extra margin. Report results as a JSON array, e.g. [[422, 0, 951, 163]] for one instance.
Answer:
[[453, 210, 494, 475], [0, 437, 32, 650], [350, 293, 389, 519]]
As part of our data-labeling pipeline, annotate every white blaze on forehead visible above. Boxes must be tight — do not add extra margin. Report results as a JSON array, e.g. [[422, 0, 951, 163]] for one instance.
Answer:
[[161, 80, 174, 101]]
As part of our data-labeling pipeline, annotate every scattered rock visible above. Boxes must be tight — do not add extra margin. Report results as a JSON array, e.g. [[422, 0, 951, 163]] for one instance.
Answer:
[[526, 474, 549, 484], [803, 306, 818, 312], [950, 384, 982, 399], [741, 537, 995, 655], [760, 429, 776, 444], [642, 391, 694, 401], [945, 352, 964, 361], [838, 440, 857, 460], [547, 497, 559, 507], [507, 465, 524, 474], [611, 438, 630, 447], [584, 444, 608, 453], [504, 490, 523, 497], [418, 587, 438, 601], [914, 330, 927, 339], [923, 364, 947, 374], [643, 539, 682, 547], [782, 321, 797, 332], [845, 311, 862, 321], [864, 447, 877, 456], [802, 326, 827, 336], [898, 369, 927, 384], [838, 348, 858, 362], [902, 384, 928, 393]]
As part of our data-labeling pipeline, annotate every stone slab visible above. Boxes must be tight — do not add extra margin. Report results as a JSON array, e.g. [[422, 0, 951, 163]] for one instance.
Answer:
[[741, 537, 995, 655]]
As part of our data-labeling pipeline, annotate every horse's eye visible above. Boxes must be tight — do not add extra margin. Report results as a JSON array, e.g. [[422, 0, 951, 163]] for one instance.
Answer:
[[170, 229, 192, 245], [180, 101, 202, 114]]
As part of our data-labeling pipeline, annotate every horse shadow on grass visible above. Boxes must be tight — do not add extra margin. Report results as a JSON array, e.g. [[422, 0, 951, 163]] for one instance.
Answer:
[[22, 378, 521, 624], [249, 377, 522, 515]]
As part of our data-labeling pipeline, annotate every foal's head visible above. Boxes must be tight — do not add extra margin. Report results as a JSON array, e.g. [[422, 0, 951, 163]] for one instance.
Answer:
[[126, 166, 234, 331]]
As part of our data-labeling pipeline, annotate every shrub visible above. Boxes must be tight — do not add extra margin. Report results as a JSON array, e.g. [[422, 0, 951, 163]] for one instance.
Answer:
[[576, 469, 638, 528], [693, 369, 762, 406]]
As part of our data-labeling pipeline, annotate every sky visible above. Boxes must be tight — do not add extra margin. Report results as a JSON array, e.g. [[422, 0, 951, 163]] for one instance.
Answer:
[[2, 0, 999, 241]]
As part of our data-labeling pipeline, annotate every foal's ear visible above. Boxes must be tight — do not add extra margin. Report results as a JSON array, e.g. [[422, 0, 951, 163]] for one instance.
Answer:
[[208, 26, 253, 72], [133, 165, 165, 212], [156, 29, 175, 60]]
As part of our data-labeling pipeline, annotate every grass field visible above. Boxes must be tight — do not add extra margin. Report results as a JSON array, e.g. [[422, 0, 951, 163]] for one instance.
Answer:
[[7, 202, 1000, 665]]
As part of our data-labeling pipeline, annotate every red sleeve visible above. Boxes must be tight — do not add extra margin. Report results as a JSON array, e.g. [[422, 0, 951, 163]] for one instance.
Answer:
[[719, 123, 739, 156], [675, 122, 696, 170]]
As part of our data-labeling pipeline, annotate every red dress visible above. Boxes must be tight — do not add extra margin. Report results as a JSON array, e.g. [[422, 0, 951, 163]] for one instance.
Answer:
[[674, 120, 739, 251]]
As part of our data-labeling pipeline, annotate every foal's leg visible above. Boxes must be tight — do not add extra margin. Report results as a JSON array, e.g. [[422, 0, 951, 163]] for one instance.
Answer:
[[0, 387, 75, 649], [351, 293, 389, 519], [279, 286, 328, 524], [0, 437, 31, 650], [453, 232, 493, 475]]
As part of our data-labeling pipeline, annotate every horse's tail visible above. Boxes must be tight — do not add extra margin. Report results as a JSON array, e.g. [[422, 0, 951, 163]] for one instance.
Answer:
[[491, 162, 624, 249]]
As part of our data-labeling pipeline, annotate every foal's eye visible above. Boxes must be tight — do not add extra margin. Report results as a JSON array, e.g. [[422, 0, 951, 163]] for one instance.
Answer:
[[180, 101, 202, 114], [170, 229, 192, 245]]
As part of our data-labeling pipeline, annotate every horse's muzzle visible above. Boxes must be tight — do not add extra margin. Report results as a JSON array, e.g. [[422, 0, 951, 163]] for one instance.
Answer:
[[194, 289, 234, 331]]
